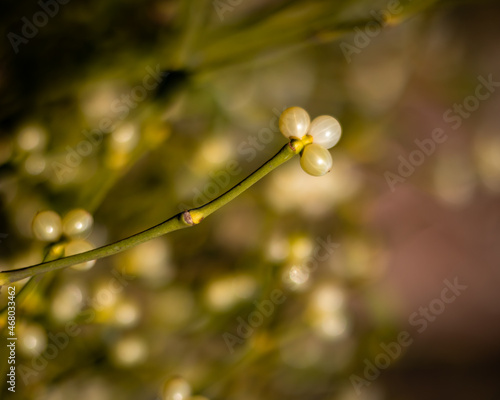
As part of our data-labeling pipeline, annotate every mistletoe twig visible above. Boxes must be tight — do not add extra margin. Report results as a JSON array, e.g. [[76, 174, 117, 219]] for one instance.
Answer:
[[0, 139, 307, 285]]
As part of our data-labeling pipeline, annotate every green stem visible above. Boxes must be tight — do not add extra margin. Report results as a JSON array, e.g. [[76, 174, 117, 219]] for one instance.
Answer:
[[0, 244, 63, 318], [0, 140, 304, 285]]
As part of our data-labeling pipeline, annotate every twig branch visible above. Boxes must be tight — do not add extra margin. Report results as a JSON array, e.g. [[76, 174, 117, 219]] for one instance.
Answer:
[[0, 140, 305, 285]]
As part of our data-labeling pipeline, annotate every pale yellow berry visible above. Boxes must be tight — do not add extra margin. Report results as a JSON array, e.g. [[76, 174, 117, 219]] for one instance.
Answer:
[[18, 323, 47, 357], [17, 125, 47, 152], [32, 210, 62, 242], [65, 239, 96, 271], [112, 335, 148, 367], [300, 144, 333, 176], [62, 208, 93, 238], [308, 115, 342, 149], [279, 106, 310, 139], [162, 377, 191, 400]]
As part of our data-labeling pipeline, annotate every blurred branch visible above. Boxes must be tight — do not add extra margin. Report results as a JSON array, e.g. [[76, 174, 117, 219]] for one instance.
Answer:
[[194, 0, 442, 75]]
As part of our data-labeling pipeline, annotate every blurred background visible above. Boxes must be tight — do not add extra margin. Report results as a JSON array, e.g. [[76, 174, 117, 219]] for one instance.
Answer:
[[1, 0, 500, 399]]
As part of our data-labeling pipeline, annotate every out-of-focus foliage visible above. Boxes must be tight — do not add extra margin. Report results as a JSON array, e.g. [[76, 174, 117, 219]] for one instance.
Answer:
[[1, 0, 500, 399]]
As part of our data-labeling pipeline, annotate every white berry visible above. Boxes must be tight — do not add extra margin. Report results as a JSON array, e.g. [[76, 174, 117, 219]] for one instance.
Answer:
[[279, 106, 311, 139], [300, 143, 333, 176], [65, 239, 96, 271], [62, 208, 93, 238], [32, 210, 62, 242], [162, 377, 191, 400], [308, 115, 342, 149]]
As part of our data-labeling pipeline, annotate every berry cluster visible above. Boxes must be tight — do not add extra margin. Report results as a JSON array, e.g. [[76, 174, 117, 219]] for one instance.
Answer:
[[279, 107, 342, 176], [32, 208, 95, 271]]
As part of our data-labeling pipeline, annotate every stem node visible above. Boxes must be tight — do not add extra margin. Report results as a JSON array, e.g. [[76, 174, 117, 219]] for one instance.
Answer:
[[182, 210, 194, 226]]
